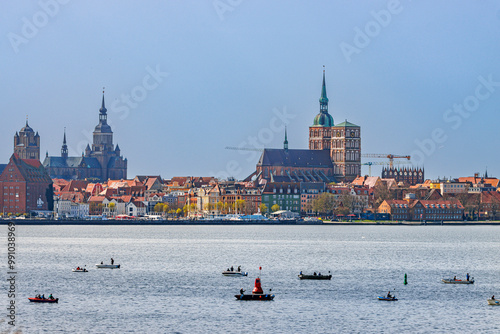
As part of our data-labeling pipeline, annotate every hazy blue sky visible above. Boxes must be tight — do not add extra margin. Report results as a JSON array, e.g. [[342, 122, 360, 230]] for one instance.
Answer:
[[2, 1, 500, 180]]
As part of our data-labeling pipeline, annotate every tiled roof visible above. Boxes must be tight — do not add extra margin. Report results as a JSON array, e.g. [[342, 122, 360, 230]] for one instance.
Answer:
[[258, 149, 333, 168]]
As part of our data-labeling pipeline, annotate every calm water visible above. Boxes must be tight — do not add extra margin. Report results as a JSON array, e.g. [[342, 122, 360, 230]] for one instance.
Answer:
[[2, 225, 500, 333]]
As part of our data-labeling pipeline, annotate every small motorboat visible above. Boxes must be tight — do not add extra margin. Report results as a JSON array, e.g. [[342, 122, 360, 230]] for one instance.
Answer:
[[72, 267, 88, 272], [222, 270, 248, 277], [378, 296, 398, 301], [96, 264, 120, 269], [298, 272, 332, 280], [442, 278, 474, 284], [28, 297, 58, 303], [487, 299, 500, 305], [235, 293, 275, 301]]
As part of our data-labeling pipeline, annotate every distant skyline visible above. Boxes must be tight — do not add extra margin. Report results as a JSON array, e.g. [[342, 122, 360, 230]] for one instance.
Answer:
[[2, 1, 500, 180]]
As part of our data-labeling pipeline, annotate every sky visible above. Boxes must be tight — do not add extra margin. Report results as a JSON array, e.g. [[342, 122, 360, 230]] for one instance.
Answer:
[[2, 1, 500, 181]]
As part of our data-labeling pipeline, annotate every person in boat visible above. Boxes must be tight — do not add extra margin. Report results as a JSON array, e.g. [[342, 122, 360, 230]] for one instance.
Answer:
[[77, 267, 80, 270], [466, 273, 470, 281], [49, 294, 53, 299], [240, 288, 245, 295], [237, 266, 241, 272], [313, 272, 317, 276], [41, 294, 45, 299], [101, 261, 104, 265], [453, 276, 457, 280], [318, 272, 321, 276], [387, 291, 392, 299], [492, 295, 495, 300], [230, 266, 234, 271], [111, 258, 114, 265], [299, 271, 302, 275]]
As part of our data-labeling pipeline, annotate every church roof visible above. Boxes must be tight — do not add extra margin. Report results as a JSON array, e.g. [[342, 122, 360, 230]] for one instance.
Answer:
[[20, 120, 34, 133], [258, 149, 333, 168], [43, 156, 101, 169], [334, 120, 359, 128]]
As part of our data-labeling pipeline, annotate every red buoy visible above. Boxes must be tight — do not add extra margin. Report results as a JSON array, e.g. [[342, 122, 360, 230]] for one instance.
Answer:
[[253, 277, 263, 294]]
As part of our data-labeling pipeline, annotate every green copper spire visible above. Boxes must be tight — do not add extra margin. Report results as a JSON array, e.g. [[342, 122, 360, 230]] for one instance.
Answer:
[[313, 66, 334, 127], [319, 65, 328, 107]]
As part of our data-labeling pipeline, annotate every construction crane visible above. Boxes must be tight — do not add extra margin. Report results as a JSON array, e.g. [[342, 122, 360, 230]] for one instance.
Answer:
[[361, 154, 410, 169], [225, 146, 264, 152], [362, 161, 408, 177]]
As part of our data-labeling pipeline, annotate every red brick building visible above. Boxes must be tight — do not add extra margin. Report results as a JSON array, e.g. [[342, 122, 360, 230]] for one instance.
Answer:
[[0, 153, 53, 215]]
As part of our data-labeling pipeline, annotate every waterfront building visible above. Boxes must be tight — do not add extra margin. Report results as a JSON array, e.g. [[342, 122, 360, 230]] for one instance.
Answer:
[[43, 93, 127, 181], [300, 182, 325, 214], [0, 153, 53, 215], [378, 197, 464, 221], [261, 182, 301, 213]]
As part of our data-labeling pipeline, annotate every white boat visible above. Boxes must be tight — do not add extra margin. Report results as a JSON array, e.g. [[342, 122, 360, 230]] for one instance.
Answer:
[[96, 264, 120, 269], [441, 278, 474, 284], [72, 267, 88, 272], [487, 299, 500, 305], [222, 270, 248, 277]]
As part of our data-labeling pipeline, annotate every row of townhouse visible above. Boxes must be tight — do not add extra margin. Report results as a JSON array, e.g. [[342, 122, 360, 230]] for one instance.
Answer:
[[378, 195, 465, 221]]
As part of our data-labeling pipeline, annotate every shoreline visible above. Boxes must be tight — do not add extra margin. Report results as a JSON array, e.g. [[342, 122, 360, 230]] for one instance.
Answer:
[[1, 219, 500, 226]]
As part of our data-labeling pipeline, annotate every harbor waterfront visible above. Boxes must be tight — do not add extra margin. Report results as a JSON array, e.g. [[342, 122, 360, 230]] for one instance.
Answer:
[[2, 225, 499, 333], [3, 219, 500, 226]]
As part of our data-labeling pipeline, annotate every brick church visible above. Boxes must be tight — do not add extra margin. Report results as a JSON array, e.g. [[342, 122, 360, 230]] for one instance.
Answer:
[[43, 93, 127, 181], [247, 68, 361, 183]]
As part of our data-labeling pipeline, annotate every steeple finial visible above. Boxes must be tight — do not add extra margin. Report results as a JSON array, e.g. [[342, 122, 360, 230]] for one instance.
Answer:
[[26, 115, 28, 126], [63, 127, 67, 144], [100, 87, 107, 114]]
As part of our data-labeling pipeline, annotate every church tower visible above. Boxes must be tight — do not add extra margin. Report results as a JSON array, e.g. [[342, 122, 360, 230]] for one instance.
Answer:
[[14, 118, 40, 160], [309, 67, 334, 151], [92, 93, 114, 154], [61, 128, 68, 159], [308, 68, 361, 183]]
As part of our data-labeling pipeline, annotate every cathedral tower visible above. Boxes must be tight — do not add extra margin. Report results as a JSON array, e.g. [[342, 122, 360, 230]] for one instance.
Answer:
[[14, 118, 40, 160]]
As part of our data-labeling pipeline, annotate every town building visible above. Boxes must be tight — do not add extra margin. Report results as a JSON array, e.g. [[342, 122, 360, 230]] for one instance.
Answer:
[[381, 167, 424, 186], [0, 153, 53, 215], [43, 93, 127, 181], [261, 182, 301, 213], [378, 196, 464, 221]]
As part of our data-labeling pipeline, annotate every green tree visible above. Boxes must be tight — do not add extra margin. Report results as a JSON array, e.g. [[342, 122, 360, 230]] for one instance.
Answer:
[[154, 203, 164, 213], [271, 204, 280, 213], [312, 193, 335, 215], [259, 203, 268, 214]]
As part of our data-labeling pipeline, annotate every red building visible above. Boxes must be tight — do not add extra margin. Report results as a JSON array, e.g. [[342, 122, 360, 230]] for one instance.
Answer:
[[0, 153, 53, 215]]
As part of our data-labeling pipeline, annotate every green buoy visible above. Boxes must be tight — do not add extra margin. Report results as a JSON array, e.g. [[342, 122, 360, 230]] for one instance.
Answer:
[[404, 273, 408, 285]]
